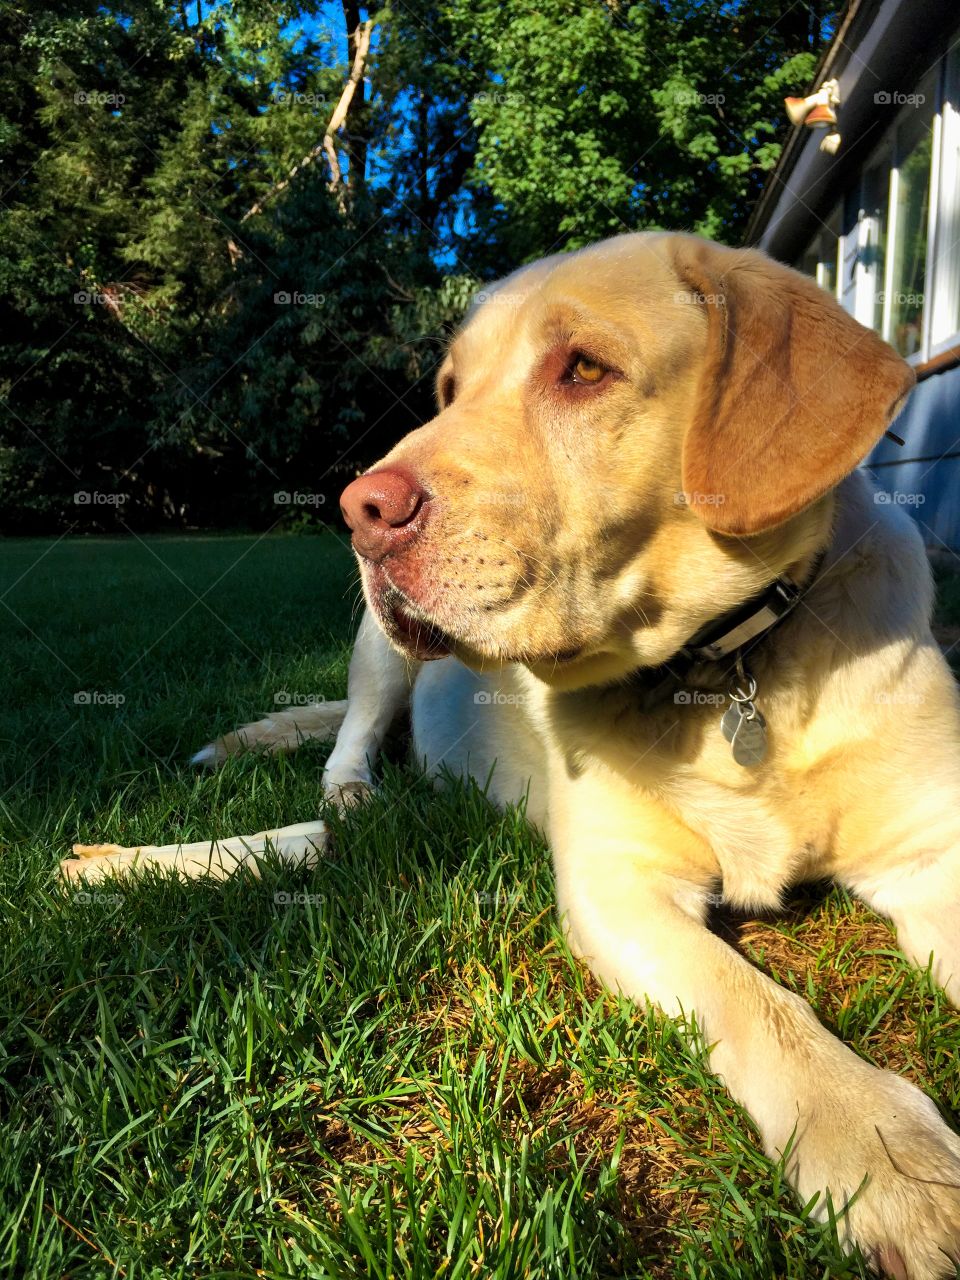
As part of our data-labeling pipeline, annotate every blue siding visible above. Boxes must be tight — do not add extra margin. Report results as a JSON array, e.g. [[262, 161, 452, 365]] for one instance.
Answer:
[[863, 363, 960, 550]]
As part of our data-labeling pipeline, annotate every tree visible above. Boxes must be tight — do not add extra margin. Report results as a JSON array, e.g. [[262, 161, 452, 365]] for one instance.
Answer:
[[0, 0, 835, 532], [446, 0, 835, 259]]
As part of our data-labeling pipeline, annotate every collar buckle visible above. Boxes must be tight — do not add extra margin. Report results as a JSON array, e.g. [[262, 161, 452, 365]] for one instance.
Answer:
[[687, 578, 803, 663]]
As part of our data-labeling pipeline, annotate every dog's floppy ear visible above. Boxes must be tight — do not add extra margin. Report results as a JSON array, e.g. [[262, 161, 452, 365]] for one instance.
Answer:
[[670, 236, 915, 536]]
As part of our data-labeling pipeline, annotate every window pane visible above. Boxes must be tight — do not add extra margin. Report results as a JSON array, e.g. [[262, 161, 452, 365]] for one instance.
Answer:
[[840, 187, 861, 311], [861, 161, 888, 331], [890, 91, 935, 356], [817, 205, 841, 296], [797, 240, 819, 278], [795, 205, 841, 295]]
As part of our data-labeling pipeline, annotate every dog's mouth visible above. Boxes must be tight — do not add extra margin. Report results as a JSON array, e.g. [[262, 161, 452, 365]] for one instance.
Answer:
[[387, 599, 452, 660], [363, 567, 452, 660], [363, 563, 586, 669]]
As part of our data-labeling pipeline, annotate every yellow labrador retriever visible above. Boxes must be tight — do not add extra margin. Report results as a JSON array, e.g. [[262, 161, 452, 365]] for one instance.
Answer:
[[64, 233, 960, 1278]]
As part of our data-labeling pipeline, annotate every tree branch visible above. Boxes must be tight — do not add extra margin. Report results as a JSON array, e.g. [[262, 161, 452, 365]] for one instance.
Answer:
[[322, 18, 373, 207], [239, 19, 374, 226]]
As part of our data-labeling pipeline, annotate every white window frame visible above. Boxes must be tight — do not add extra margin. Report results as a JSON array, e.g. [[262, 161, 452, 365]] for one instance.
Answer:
[[928, 46, 960, 357], [834, 227, 846, 301], [879, 161, 896, 341]]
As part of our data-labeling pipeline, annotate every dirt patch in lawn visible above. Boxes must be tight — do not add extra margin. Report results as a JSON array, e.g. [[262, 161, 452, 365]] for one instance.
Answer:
[[718, 892, 946, 1083]]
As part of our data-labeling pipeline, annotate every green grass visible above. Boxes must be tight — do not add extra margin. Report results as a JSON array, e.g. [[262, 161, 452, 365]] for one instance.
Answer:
[[1, 533, 959, 1279]]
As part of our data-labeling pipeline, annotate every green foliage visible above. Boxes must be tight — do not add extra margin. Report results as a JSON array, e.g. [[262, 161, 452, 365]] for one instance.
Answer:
[[452, 0, 830, 254], [0, 0, 835, 532]]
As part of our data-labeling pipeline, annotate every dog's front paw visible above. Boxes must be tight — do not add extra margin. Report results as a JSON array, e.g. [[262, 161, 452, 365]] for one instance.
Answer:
[[322, 770, 374, 812], [788, 1067, 960, 1279]]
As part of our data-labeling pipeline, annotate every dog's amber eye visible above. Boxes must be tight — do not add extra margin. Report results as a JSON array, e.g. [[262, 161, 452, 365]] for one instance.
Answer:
[[571, 353, 607, 385]]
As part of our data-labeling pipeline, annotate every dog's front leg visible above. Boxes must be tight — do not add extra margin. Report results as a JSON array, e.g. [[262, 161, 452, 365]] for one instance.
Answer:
[[552, 785, 960, 1279], [61, 610, 415, 884], [321, 606, 417, 805], [846, 836, 960, 1010]]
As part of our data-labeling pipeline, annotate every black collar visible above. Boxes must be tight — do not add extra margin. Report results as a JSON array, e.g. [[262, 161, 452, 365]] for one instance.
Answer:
[[628, 549, 827, 710]]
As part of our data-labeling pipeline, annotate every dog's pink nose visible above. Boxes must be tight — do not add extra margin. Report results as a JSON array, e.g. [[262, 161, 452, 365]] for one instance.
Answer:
[[340, 468, 429, 562]]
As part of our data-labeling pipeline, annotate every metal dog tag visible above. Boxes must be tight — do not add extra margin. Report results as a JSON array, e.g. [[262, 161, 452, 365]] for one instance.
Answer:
[[722, 660, 768, 767], [722, 702, 767, 766]]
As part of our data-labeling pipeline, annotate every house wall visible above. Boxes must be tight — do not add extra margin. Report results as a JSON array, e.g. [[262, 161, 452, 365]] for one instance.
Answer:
[[864, 364, 960, 551]]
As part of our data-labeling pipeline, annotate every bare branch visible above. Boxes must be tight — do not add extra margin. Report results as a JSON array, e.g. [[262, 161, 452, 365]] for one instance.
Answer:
[[239, 19, 374, 227], [323, 19, 373, 207]]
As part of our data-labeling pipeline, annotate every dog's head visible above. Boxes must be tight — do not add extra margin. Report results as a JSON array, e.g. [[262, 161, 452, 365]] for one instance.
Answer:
[[342, 233, 913, 689]]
